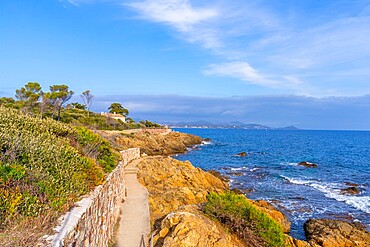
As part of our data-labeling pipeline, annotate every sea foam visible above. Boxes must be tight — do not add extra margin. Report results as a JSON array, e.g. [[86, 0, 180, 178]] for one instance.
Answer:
[[282, 175, 370, 214]]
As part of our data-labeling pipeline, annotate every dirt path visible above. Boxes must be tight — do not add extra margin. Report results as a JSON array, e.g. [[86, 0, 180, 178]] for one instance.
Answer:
[[116, 159, 150, 247]]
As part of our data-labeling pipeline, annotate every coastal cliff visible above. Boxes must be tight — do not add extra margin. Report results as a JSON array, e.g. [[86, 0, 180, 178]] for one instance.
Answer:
[[112, 129, 290, 246], [99, 129, 202, 156], [136, 155, 245, 246], [110, 129, 370, 247]]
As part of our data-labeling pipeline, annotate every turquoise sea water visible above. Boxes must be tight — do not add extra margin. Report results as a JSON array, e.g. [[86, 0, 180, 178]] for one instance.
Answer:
[[174, 128, 370, 239]]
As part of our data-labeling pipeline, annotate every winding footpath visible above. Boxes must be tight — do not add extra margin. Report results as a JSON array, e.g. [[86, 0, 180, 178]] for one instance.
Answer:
[[117, 158, 151, 247]]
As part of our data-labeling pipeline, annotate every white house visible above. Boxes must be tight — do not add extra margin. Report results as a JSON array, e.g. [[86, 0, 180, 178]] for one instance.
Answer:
[[101, 112, 126, 122]]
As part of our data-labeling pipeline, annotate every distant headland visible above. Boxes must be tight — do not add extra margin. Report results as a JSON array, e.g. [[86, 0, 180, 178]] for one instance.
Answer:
[[163, 120, 300, 130]]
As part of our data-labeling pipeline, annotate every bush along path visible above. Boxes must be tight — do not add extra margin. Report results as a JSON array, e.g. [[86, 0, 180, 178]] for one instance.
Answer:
[[116, 158, 151, 247]]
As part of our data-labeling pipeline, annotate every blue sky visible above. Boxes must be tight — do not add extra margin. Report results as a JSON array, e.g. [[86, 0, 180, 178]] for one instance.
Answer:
[[1, 0, 370, 129]]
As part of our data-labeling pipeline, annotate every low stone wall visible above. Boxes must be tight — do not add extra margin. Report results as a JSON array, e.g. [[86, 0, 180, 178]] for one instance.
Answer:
[[38, 148, 140, 247]]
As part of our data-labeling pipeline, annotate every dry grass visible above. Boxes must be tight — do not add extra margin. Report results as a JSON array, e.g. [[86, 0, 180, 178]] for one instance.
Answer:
[[0, 211, 60, 247]]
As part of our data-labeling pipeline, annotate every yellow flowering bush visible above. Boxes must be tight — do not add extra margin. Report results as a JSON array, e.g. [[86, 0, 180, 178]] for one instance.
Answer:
[[0, 106, 119, 226]]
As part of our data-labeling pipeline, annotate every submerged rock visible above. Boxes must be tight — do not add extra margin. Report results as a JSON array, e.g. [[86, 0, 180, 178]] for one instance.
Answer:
[[340, 186, 360, 195], [304, 219, 370, 247], [242, 188, 254, 195], [344, 181, 360, 187], [236, 151, 247, 157], [298, 161, 318, 168], [203, 138, 212, 143], [227, 171, 244, 176]]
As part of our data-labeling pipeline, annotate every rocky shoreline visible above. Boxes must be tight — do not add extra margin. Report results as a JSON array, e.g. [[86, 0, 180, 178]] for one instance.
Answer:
[[108, 129, 370, 247]]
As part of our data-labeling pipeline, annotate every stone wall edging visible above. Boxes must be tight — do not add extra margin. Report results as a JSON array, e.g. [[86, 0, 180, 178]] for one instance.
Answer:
[[38, 148, 140, 247]]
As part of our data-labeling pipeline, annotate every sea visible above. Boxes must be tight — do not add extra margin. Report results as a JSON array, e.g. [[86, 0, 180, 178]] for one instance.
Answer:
[[173, 128, 370, 239]]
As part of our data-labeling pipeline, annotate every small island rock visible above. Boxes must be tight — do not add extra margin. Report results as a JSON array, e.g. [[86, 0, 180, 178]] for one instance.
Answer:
[[298, 161, 318, 168], [237, 152, 247, 157], [340, 186, 360, 195]]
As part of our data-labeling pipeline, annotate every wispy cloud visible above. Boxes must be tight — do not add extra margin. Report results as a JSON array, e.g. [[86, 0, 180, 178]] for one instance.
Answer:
[[127, 0, 217, 31], [127, 0, 220, 48], [203, 62, 278, 87], [267, 16, 370, 70], [65, 0, 370, 96]]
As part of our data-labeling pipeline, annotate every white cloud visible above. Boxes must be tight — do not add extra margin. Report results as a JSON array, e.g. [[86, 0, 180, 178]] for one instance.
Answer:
[[66, 0, 370, 96], [203, 62, 279, 87], [203, 62, 314, 94], [128, 0, 217, 31], [283, 75, 303, 85], [267, 16, 370, 70], [127, 0, 220, 48], [66, 0, 221, 48]]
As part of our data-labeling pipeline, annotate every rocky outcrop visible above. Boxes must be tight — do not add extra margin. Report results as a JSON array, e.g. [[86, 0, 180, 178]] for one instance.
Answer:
[[344, 182, 360, 187], [136, 155, 298, 247], [227, 171, 244, 176], [340, 186, 360, 195], [152, 205, 244, 247], [285, 236, 311, 247], [136, 156, 228, 223], [115, 131, 202, 156], [115, 131, 315, 247], [252, 200, 291, 233], [304, 219, 370, 247], [237, 151, 247, 157], [298, 161, 318, 168]]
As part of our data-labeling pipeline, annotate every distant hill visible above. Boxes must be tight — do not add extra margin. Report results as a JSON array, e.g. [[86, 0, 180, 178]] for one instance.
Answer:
[[162, 121, 300, 130], [275, 126, 300, 130]]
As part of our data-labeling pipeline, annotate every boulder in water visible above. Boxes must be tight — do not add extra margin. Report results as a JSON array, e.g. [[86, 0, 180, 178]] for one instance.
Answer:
[[297, 161, 318, 168], [340, 186, 360, 195], [203, 138, 212, 142], [344, 181, 359, 187], [227, 171, 244, 176], [236, 151, 247, 157]]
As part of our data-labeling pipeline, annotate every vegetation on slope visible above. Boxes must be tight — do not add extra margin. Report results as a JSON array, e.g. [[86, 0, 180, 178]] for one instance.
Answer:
[[0, 82, 163, 131], [58, 107, 142, 130], [203, 191, 286, 247], [0, 106, 120, 229]]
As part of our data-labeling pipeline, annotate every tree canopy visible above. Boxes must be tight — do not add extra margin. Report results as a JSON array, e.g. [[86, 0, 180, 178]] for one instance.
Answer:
[[81, 90, 94, 117], [108, 102, 129, 116], [49, 84, 74, 121], [15, 82, 42, 108]]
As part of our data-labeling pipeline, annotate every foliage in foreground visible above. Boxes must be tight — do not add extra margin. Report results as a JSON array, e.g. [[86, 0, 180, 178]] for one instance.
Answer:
[[203, 191, 286, 247], [0, 106, 120, 227]]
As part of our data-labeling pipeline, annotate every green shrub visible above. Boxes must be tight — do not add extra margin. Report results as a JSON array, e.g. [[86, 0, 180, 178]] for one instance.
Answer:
[[203, 191, 286, 247], [74, 126, 120, 173], [0, 106, 120, 227], [60, 108, 142, 130]]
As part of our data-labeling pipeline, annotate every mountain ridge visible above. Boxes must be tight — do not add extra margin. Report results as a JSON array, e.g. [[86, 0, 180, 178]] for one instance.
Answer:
[[162, 121, 300, 130]]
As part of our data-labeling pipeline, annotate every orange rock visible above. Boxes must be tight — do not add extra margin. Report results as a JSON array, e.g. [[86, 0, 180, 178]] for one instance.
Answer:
[[304, 219, 370, 247], [253, 200, 291, 233]]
